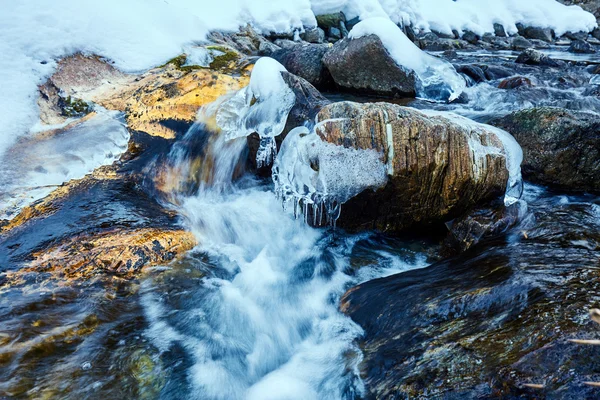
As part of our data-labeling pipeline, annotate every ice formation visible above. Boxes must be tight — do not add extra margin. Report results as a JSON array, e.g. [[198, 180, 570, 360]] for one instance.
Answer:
[[349, 17, 466, 102], [0, 109, 129, 220], [216, 58, 296, 166], [421, 110, 524, 206], [272, 126, 388, 225]]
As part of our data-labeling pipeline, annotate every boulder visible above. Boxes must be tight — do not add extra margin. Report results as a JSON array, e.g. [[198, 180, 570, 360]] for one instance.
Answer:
[[455, 65, 487, 84], [270, 44, 332, 88], [523, 26, 555, 42], [462, 30, 480, 44], [311, 102, 515, 233], [341, 192, 600, 399], [322, 35, 417, 97], [492, 107, 600, 193], [569, 39, 596, 53], [315, 12, 346, 31], [515, 48, 562, 67]]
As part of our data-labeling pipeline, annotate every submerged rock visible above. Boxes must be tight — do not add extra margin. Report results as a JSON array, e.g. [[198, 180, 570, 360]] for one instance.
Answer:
[[492, 107, 600, 193], [291, 102, 520, 233], [341, 191, 600, 398], [569, 39, 596, 53], [322, 35, 418, 97], [516, 49, 562, 67], [498, 76, 533, 89]]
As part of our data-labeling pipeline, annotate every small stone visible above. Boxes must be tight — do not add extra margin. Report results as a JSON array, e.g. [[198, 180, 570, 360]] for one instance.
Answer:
[[498, 76, 533, 90], [523, 26, 554, 43], [81, 362, 92, 371], [511, 36, 533, 51], [515, 48, 561, 67], [494, 23, 507, 37], [462, 30, 479, 44], [301, 27, 325, 44], [568, 39, 596, 54], [329, 27, 342, 41]]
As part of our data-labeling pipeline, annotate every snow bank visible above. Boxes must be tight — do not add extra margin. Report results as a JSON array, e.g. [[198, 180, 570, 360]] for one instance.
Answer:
[[0, 0, 595, 155], [349, 17, 465, 102]]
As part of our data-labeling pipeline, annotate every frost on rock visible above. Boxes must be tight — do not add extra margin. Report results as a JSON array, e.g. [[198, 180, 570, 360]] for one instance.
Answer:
[[421, 110, 524, 206], [272, 126, 388, 226], [216, 57, 295, 166], [349, 17, 466, 102]]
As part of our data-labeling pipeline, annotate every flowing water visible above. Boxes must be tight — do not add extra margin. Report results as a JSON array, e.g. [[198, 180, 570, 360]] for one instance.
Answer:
[[1, 48, 600, 399]]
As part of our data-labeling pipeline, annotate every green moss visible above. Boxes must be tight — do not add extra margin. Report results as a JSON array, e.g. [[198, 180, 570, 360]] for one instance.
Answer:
[[208, 50, 240, 70], [60, 96, 91, 117]]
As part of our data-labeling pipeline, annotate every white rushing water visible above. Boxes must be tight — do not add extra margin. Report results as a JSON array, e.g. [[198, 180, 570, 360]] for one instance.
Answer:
[[140, 114, 428, 399]]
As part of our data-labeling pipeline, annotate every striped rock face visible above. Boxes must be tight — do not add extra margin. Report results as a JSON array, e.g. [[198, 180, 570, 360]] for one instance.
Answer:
[[311, 101, 514, 232]]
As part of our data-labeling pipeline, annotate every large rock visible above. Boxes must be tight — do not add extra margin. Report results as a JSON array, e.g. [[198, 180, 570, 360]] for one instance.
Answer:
[[523, 26, 555, 42], [341, 190, 600, 399], [322, 35, 417, 97], [313, 102, 515, 233], [492, 107, 600, 192], [270, 44, 332, 88]]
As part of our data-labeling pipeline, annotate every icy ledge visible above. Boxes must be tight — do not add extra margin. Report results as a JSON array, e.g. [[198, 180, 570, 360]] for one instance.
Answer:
[[349, 17, 466, 102]]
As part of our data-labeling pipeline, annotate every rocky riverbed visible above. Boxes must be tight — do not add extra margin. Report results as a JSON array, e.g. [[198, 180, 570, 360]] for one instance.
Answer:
[[2, 7, 600, 399]]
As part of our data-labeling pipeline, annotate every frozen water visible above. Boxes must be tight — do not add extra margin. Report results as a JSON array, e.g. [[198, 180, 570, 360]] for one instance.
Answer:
[[216, 58, 296, 166], [349, 17, 466, 102], [272, 126, 388, 225], [0, 108, 129, 220]]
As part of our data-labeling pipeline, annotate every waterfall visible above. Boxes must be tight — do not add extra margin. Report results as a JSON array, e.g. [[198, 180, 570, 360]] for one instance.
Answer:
[[140, 105, 428, 399]]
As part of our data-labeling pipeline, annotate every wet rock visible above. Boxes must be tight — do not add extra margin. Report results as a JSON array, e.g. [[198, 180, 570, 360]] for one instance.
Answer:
[[431, 30, 455, 39], [443, 200, 524, 254], [516, 49, 562, 67], [523, 26, 555, 42], [270, 44, 331, 88], [480, 64, 514, 80], [20, 228, 196, 279], [492, 107, 600, 192], [498, 76, 533, 89], [315, 102, 512, 233], [462, 30, 480, 44], [341, 192, 600, 399], [455, 65, 487, 84], [494, 23, 507, 37], [323, 35, 417, 97], [511, 35, 533, 51], [301, 27, 325, 44], [565, 31, 590, 41], [569, 39, 596, 53]]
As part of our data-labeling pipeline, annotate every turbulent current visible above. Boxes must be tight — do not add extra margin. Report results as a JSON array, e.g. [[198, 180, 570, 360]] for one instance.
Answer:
[[140, 121, 428, 399]]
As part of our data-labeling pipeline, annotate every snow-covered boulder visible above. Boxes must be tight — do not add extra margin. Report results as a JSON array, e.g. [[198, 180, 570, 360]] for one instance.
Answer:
[[323, 18, 465, 102], [274, 102, 523, 233]]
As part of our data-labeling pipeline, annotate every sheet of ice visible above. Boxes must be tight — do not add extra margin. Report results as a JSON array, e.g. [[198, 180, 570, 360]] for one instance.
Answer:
[[349, 17, 466, 102], [216, 58, 296, 166], [272, 126, 388, 225], [0, 109, 129, 220]]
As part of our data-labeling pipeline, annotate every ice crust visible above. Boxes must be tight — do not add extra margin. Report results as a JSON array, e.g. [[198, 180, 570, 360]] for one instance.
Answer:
[[272, 126, 388, 225], [349, 17, 466, 102]]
